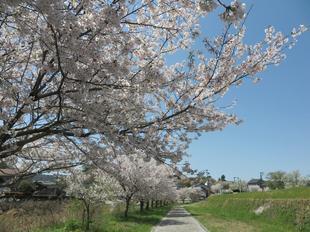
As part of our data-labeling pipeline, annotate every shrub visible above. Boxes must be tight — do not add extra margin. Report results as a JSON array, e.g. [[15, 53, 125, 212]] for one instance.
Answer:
[[64, 219, 82, 231], [17, 180, 36, 194]]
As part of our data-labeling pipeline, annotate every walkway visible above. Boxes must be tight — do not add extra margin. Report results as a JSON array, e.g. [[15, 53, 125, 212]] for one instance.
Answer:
[[152, 207, 207, 232]]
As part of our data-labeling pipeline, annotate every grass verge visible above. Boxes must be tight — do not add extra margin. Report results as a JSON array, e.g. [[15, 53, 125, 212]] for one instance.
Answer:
[[0, 199, 172, 232], [184, 187, 310, 232], [34, 203, 172, 232]]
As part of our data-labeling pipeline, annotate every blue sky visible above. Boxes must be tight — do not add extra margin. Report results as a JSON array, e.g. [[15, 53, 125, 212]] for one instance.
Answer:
[[186, 0, 310, 181]]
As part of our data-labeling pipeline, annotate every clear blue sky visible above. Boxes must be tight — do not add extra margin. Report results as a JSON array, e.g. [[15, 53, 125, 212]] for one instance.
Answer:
[[186, 0, 310, 181]]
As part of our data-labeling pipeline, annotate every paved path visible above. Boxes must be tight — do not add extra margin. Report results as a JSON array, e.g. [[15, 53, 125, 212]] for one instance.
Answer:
[[152, 207, 207, 232]]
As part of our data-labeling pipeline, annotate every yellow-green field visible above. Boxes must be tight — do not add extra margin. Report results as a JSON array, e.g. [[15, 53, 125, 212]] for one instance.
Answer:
[[185, 187, 310, 232]]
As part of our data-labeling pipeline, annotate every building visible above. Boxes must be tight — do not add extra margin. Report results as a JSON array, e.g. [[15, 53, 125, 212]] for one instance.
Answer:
[[247, 179, 267, 192], [30, 174, 66, 199], [0, 171, 65, 199], [31, 174, 59, 186]]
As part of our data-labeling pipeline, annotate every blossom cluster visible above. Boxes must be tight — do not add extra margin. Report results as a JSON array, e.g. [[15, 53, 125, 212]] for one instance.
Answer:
[[0, 0, 307, 176]]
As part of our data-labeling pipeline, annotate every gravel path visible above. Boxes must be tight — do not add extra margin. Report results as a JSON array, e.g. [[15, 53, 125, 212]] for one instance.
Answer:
[[152, 207, 208, 232]]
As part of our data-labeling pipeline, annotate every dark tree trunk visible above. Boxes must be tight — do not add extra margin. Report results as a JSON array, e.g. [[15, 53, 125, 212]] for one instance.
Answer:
[[124, 197, 131, 218], [86, 204, 90, 231], [151, 200, 154, 208], [82, 208, 85, 228], [140, 200, 144, 212], [82, 199, 91, 231], [160, 200, 162, 207], [146, 200, 149, 210], [155, 200, 159, 208]]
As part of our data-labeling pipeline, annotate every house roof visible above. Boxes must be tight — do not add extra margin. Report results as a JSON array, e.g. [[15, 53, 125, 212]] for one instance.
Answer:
[[0, 169, 19, 176], [248, 179, 265, 185], [31, 174, 58, 185]]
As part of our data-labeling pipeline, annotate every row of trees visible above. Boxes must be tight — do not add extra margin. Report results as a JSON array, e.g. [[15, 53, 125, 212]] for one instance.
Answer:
[[266, 170, 309, 190], [65, 154, 177, 230]]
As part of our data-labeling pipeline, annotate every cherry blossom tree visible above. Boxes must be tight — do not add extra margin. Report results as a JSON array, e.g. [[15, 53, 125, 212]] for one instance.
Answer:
[[0, 0, 307, 173], [177, 187, 191, 203], [95, 152, 177, 217], [143, 166, 177, 209], [65, 167, 121, 230]]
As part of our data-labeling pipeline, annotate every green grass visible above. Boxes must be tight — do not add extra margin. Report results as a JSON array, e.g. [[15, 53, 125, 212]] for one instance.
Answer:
[[216, 187, 310, 200], [95, 205, 171, 232], [35, 203, 172, 232], [185, 187, 310, 232], [0, 199, 171, 232]]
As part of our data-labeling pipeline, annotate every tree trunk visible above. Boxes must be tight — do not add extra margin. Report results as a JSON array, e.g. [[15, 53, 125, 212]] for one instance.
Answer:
[[82, 208, 85, 228], [151, 200, 154, 208], [86, 203, 90, 231], [155, 200, 158, 208], [140, 200, 144, 212], [124, 197, 131, 218], [146, 200, 149, 210], [82, 199, 91, 231], [160, 200, 162, 207]]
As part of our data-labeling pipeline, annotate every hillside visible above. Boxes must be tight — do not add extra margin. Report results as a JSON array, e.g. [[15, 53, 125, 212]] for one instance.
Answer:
[[185, 187, 310, 232]]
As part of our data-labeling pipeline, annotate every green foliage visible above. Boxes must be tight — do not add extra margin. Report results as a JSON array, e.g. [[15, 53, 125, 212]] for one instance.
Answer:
[[266, 171, 287, 190], [17, 179, 36, 193], [35, 220, 83, 232], [185, 187, 310, 232], [0, 161, 9, 168], [64, 220, 82, 231], [267, 180, 285, 190]]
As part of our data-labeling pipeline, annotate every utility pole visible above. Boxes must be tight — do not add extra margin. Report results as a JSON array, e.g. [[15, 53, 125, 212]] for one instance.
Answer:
[[259, 172, 265, 191], [260, 172, 264, 180]]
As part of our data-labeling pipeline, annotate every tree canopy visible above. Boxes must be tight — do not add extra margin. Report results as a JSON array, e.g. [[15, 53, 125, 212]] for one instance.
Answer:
[[0, 0, 307, 174]]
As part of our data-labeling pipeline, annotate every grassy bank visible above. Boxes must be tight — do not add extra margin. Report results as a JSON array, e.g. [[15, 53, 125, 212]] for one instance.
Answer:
[[185, 187, 310, 232], [0, 200, 172, 232]]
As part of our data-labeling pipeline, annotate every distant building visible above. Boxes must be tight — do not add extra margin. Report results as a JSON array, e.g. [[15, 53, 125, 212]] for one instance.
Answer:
[[31, 174, 59, 186], [247, 179, 268, 192], [30, 174, 66, 199], [0, 171, 66, 199]]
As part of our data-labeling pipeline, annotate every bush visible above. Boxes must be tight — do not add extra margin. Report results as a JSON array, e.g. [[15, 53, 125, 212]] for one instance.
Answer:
[[17, 180, 36, 194], [267, 180, 285, 190], [64, 220, 82, 231]]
